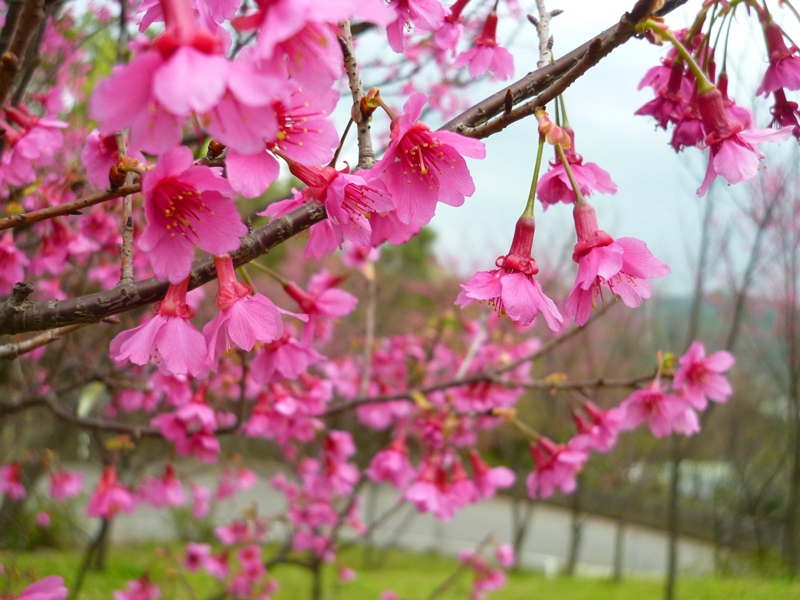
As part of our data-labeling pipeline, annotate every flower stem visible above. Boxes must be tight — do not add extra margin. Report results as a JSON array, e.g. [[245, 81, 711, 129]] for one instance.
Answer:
[[523, 133, 546, 219], [249, 260, 286, 285], [640, 19, 714, 93], [555, 143, 586, 205]]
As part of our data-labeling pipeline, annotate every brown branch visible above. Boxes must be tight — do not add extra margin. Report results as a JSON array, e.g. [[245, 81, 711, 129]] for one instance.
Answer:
[[338, 21, 375, 170], [0, 0, 44, 107], [0, 323, 87, 359], [0, 183, 141, 231], [0, 201, 326, 335], [115, 133, 135, 285], [441, 0, 658, 138]]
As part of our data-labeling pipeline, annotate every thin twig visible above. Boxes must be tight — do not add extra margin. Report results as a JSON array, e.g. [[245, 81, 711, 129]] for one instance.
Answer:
[[115, 132, 135, 285], [0, 323, 86, 359], [338, 21, 375, 170], [0, 184, 141, 231]]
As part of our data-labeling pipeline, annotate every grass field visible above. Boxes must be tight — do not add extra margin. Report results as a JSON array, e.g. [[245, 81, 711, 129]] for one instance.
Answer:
[[4, 543, 800, 599]]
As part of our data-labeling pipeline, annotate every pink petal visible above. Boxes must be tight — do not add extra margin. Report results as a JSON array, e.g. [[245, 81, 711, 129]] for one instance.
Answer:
[[153, 47, 228, 115]]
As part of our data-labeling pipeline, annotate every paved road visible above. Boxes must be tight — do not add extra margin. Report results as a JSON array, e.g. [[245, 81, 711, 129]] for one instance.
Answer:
[[82, 465, 713, 578]]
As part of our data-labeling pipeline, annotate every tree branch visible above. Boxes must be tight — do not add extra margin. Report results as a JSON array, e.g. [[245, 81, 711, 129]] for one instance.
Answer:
[[0, 0, 44, 108]]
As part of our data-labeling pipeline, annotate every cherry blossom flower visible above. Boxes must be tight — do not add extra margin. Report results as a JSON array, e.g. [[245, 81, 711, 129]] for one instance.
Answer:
[[635, 59, 690, 129], [375, 92, 485, 226], [526, 437, 588, 499], [536, 128, 617, 207], [695, 87, 793, 196], [617, 379, 699, 438], [496, 544, 515, 568], [91, 0, 230, 154], [434, 0, 469, 57], [140, 464, 185, 508], [204, 254, 303, 367], [80, 130, 144, 189], [14, 576, 67, 600], [109, 278, 208, 377], [283, 271, 359, 345], [139, 146, 246, 283], [113, 575, 160, 600], [565, 201, 670, 326], [86, 466, 136, 518], [191, 482, 211, 518], [456, 216, 563, 331], [469, 450, 514, 499], [151, 390, 220, 462], [673, 341, 735, 410], [0, 463, 26, 500], [386, 0, 447, 53], [453, 10, 514, 80], [0, 231, 28, 295], [251, 332, 323, 384], [757, 22, 800, 96], [50, 470, 83, 501], [769, 89, 800, 139], [366, 436, 416, 488], [570, 401, 622, 453], [0, 106, 67, 189]]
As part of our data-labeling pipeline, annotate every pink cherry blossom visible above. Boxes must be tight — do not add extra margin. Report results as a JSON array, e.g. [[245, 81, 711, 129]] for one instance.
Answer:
[[674, 341, 735, 410], [536, 128, 617, 207], [617, 379, 698, 438], [109, 278, 208, 377], [526, 437, 588, 499], [756, 22, 800, 96], [204, 254, 302, 367], [695, 87, 793, 196], [366, 436, 416, 488], [376, 92, 485, 226], [151, 390, 220, 462], [570, 401, 622, 453], [139, 146, 246, 283], [283, 271, 359, 345], [469, 450, 514, 499], [456, 216, 563, 331], [140, 464, 185, 508], [251, 332, 323, 384], [0, 231, 28, 295], [113, 575, 160, 600], [86, 466, 136, 518], [386, 0, 447, 52], [453, 11, 514, 80], [496, 544, 515, 568], [565, 201, 670, 326], [14, 576, 67, 600], [0, 463, 26, 500], [50, 470, 83, 501]]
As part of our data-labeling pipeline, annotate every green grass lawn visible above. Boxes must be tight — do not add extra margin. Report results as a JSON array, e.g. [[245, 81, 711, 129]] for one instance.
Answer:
[[4, 543, 800, 599]]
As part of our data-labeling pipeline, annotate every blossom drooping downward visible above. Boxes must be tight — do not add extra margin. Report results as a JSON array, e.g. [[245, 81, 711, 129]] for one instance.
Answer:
[[457, 216, 563, 331]]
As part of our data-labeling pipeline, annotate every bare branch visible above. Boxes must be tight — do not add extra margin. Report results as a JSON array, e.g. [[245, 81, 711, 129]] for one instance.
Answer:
[[339, 21, 375, 170], [0, 0, 44, 107]]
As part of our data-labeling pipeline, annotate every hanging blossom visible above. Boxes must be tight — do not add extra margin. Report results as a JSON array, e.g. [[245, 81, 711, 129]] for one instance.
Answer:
[[0, 462, 26, 500], [526, 437, 588, 499], [453, 9, 514, 80], [456, 216, 563, 331], [86, 466, 136, 518], [536, 127, 617, 208], [0, 231, 29, 295], [139, 146, 247, 283], [565, 201, 670, 326], [375, 92, 486, 227], [109, 277, 208, 377], [91, 0, 283, 155], [386, 0, 447, 53], [694, 84, 792, 196], [282, 271, 359, 346], [756, 20, 800, 97], [203, 254, 305, 367]]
